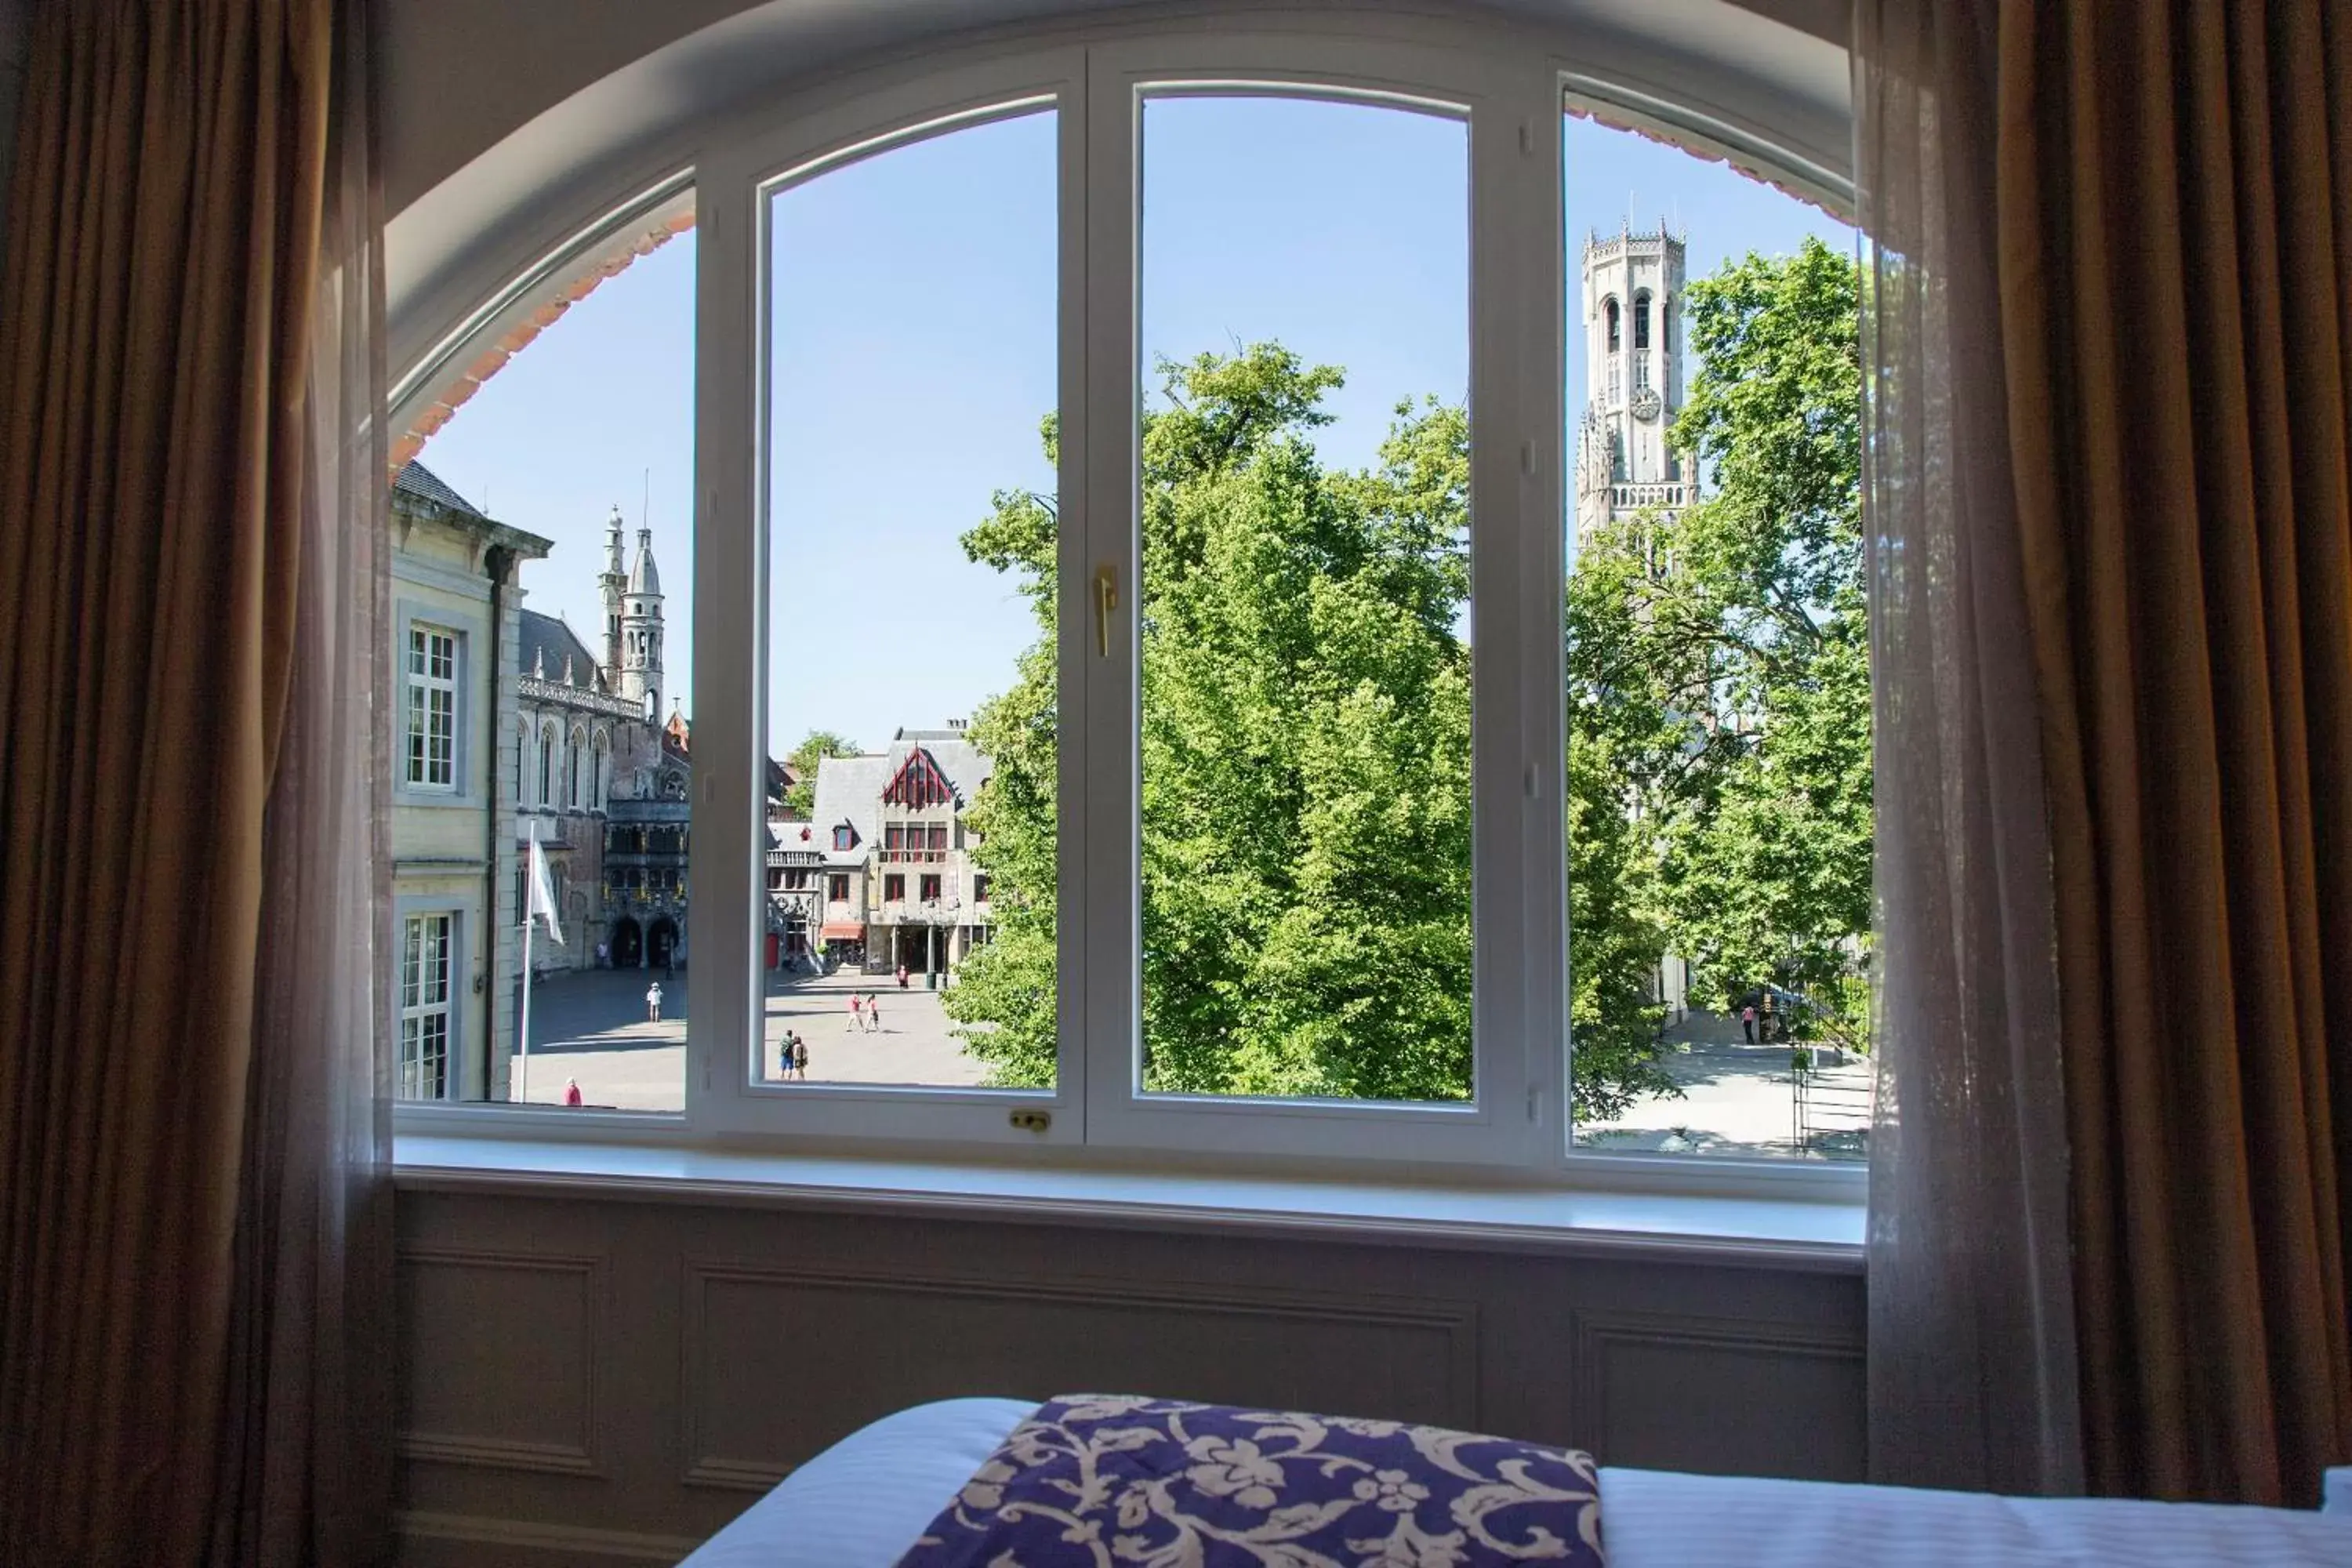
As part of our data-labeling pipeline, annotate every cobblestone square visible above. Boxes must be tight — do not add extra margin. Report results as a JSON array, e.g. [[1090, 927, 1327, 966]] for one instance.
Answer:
[[508, 962, 990, 1111]]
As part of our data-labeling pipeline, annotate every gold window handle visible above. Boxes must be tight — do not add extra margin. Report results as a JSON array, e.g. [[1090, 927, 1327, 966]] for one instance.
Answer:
[[1094, 564, 1118, 659]]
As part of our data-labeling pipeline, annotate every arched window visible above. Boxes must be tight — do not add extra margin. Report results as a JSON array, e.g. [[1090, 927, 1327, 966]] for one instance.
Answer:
[[515, 716, 528, 802], [569, 725, 587, 806], [385, 9, 1860, 1163]]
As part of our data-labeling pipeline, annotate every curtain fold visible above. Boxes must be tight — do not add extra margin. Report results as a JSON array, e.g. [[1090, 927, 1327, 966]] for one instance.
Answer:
[[0, 0, 390, 1563], [1853, 0, 2085, 1498], [1995, 0, 2352, 1505]]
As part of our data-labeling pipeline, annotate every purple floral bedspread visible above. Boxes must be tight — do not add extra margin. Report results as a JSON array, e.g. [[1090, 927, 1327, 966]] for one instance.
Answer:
[[894, 1394, 1606, 1566]]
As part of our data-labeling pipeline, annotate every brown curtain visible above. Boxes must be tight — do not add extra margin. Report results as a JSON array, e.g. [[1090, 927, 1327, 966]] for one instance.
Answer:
[[0, 0, 391, 1563], [1996, 0, 2352, 1505]]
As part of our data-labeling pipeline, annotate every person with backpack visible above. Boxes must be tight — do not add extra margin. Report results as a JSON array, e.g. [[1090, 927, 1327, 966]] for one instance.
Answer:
[[792, 1033, 811, 1081]]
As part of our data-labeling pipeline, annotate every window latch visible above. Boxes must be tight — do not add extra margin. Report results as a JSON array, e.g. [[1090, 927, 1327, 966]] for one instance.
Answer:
[[1094, 564, 1118, 658], [1009, 1109, 1052, 1134]]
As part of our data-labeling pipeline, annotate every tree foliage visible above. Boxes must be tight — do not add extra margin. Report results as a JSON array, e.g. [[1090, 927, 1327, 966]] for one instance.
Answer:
[[949, 241, 1868, 1110], [780, 730, 860, 817], [949, 350, 1487, 1101], [1568, 236, 1871, 1058]]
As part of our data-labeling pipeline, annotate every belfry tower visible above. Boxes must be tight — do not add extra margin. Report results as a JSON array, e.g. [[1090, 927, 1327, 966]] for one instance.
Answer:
[[1573, 222, 1694, 545]]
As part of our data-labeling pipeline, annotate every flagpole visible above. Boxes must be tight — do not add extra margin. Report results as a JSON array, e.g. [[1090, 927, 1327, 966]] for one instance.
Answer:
[[518, 818, 536, 1103]]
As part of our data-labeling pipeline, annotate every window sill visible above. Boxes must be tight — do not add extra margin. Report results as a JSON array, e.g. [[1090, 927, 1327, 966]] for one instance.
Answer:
[[393, 1134, 1864, 1272]]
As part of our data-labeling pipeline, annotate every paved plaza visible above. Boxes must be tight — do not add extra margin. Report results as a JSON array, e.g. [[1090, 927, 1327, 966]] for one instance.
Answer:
[[508, 962, 989, 1111], [516, 967, 1867, 1160], [1576, 1036, 1874, 1160]]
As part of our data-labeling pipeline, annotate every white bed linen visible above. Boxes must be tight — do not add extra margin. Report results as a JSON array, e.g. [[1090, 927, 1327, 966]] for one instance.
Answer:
[[1599, 1465, 2352, 1566], [679, 1399, 2352, 1568], [677, 1396, 1036, 1568]]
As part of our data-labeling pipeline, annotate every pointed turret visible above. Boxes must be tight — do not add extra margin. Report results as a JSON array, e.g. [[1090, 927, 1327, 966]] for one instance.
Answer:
[[599, 506, 626, 681], [617, 525, 665, 721]]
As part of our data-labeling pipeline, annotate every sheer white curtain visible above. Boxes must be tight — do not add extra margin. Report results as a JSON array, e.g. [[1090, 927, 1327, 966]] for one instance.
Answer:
[[1853, 0, 2082, 1496], [212, 0, 394, 1556]]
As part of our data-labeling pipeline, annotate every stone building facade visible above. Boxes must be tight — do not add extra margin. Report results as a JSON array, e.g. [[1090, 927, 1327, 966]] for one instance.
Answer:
[[390, 463, 550, 1102], [807, 726, 995, 978], [392, 463, 691, 1102]]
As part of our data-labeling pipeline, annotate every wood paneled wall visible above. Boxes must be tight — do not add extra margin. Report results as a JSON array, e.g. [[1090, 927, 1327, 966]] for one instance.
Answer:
[[393, 1186, 1864, 1566]]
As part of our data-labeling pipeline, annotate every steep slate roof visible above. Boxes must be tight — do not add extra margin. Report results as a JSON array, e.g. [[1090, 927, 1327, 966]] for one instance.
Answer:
[[517, 608, 602, 692], [809, 753, 888, 868], [808, 728, 991, 869], [628, 531, 662, 596], [393, 460, 486, 518]]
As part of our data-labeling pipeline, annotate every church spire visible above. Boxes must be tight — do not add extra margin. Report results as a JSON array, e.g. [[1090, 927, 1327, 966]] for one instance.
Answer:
[[617, 525, 664, 721], [598, 506, 626, 681]]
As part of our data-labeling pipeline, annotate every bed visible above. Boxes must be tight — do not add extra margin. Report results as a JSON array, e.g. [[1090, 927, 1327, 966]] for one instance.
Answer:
[[679, 1394, 2352, 1566]]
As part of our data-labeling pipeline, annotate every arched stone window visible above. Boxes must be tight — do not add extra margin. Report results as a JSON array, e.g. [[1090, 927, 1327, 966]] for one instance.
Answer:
[[538, 722, 557, 808], [569, 724, 588, 807], [1605, 296, 1621, 350], [1634, 288, 1651, 350]]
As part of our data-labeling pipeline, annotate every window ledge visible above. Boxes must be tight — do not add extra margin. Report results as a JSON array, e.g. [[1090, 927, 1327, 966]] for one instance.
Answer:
[[393, 1134, 1864, 1272]]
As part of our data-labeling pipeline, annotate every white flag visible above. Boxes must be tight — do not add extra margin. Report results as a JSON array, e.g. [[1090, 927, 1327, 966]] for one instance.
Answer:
[[528, 832, 564, 946]]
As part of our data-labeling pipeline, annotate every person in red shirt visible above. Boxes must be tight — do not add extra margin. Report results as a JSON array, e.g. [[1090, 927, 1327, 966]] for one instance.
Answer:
[[563, 1077, 583, 1108]]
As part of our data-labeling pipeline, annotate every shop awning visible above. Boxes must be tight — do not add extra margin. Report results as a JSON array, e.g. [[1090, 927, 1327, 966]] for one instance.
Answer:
[[820, 921, 864, 941]]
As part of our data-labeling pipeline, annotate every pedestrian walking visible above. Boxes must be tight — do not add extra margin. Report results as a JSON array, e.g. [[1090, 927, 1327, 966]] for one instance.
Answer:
[[1740, 1003, 1756, 1044], [564, 1077, 583, 1107], [867, 994, 882, 1033], [792, 1034, 810, 1081], [646, 981, 663, 1022], [897, 963, 909, 990], [848, 992, 863, 1032]]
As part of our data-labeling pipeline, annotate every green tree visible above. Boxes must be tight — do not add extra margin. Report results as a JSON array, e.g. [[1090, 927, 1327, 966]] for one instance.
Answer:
[[781, 730, 859, 817], [1567, 236, 1871, 1059], [953, 350, 1502, 1103], [939, 415, 1063, 1086]]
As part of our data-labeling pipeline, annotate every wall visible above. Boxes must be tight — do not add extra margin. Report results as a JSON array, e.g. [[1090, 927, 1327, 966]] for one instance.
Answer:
[[394, 1182, 1864, 1565], [383, 0, 1856, 386], [380, 0, 1847, 221]]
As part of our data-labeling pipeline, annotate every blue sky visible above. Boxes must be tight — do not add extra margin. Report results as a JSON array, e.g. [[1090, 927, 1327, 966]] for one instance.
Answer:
[[416, 107, 1849, 754]]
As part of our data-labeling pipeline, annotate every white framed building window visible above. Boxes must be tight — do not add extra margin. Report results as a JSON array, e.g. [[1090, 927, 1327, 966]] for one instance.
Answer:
[[404, 623, 459, 790], [394, 10, 1867, 1199], [398, 911, 456, 1100]]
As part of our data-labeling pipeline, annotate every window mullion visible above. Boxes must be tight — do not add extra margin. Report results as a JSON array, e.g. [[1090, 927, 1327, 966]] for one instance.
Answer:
[[1076, 46, 1131, 1142], [689, 151, 758, 1136], [1472, 64, 1570, 1163]]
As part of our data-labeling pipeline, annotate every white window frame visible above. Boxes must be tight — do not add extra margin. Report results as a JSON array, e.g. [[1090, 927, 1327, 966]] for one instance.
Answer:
[[392, 10, 1867, 1203], [1076, 34, 1555, 1167], [694, 49, 1090, 1150], [398, 909, 458, 1101], [405, 622, 461, 792]]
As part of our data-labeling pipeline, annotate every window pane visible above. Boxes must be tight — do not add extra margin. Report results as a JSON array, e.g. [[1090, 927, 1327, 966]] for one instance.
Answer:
[[1563, 110, 1869, 1160], [1135, 95, 1472, 1102], [392, 193, 696, 1112], [763, 110, 1057, 1091]]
